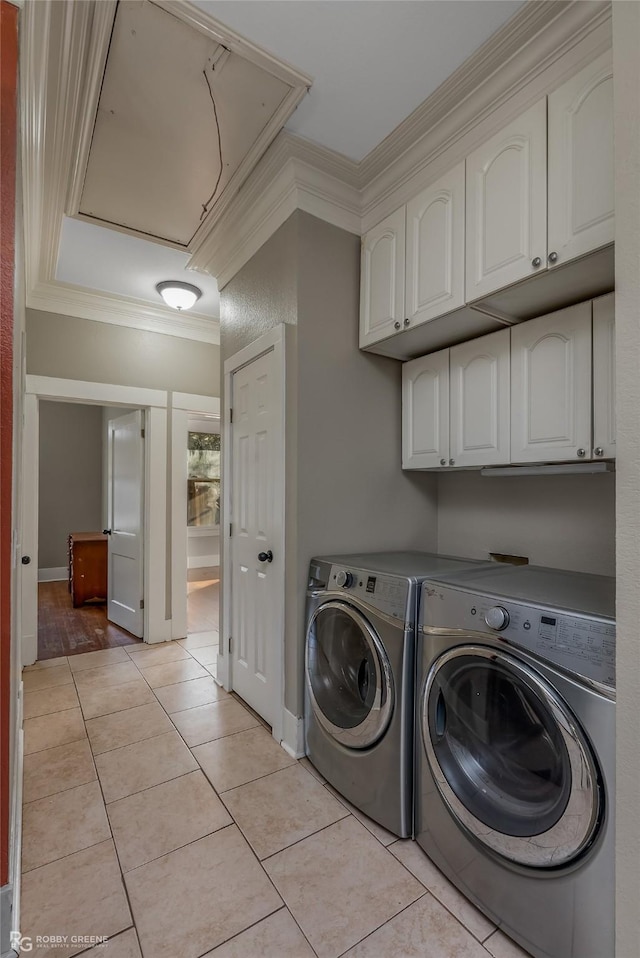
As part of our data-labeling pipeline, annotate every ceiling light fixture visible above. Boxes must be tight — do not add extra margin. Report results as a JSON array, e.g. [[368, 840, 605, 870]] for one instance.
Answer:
[[156, 281, 202, 311]]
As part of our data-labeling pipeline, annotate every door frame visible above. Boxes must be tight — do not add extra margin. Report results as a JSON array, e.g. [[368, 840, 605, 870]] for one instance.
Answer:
[[21, 376, 170, 664], [170, 392, 221, 640], [221, 325, 287, 746]]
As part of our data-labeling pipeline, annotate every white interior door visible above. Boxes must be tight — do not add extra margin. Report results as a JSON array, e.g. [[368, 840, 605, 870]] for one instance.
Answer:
[[230, 347, 281, 725], [107, 410, 144, 637]]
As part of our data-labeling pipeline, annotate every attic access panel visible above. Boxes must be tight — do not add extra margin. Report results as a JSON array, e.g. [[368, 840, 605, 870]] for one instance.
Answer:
[[78, 0, 310, 247]]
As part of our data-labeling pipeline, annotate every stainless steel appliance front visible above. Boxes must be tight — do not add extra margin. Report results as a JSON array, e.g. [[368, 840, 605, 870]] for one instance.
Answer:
[[415, 563, 615, 958]]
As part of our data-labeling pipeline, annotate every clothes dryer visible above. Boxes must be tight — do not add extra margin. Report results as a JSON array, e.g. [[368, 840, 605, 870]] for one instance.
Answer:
[[304, 551, 487, 838], [416, 564, 615, 958]]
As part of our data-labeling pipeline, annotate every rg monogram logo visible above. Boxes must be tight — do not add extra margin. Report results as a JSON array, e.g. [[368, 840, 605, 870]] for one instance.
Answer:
[[10, 932, 33, 952]]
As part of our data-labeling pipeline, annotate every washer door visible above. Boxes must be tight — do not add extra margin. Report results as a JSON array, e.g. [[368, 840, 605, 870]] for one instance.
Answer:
[[306, 600, 394, 749], [422, 645, 602, 867]]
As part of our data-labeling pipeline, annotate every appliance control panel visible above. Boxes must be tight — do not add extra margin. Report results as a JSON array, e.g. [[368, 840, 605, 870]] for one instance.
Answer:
[[423, 587, 616, 688], [329, 566, 409, 621]]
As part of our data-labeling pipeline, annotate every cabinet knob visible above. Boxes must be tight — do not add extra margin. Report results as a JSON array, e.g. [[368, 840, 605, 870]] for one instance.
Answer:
[[404, 318, 411, 327], [449, 458, 455, 466], [577, 449, 586, 458], [21, 555, 31, 565], [594, 447, 604, 457], [394, 321, 401, 330], [440, 458, 447, 466], [548, 251, 558, 264], [531, 256, 542, 269]]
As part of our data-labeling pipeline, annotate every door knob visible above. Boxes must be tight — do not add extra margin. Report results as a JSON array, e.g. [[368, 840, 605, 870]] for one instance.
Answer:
[[103, 529, 112, 535], [258, 550, 273, 563]]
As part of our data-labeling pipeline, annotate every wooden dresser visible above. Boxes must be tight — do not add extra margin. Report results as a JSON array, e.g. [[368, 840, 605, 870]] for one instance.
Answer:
[[68, 532, 108, 608]]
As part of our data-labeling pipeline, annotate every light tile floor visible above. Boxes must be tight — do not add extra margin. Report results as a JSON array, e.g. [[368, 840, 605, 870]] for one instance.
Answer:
[[20, 637, 531, 958]]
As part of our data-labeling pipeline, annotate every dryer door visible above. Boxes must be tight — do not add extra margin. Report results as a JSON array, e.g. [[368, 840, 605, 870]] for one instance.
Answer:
[[306, 600, 394, 749], [422, 645, 602, 867]]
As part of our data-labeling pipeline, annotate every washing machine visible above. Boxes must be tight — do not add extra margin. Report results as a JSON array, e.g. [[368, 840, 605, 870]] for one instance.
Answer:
[[304, 551, 488, 838], [415, 563, 615, 958]]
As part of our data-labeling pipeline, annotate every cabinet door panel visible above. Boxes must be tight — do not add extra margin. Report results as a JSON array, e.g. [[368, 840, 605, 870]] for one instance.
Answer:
[[450, 329, 510, 467], [548, 51, 614, 266], [466, 99, 547, 301], [593, 292, 615, 459], [511, 302, 592, 463], [402, 350, 449, 469], [360, 207, 406, 348], [406, 162, 465, 328]]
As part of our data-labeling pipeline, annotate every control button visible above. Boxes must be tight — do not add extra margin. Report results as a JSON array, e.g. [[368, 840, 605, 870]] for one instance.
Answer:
[[470, 607, 477, 616], [484, 606, 510, 631], [336, 570, 354, 589], [523, 621, 531, 631]]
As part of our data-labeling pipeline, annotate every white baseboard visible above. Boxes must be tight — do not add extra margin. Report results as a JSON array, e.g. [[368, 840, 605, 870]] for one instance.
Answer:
[[2, 684, 24, 958], [216, 650, 229, 690], [37, 567, 67, 582], [280, 707, 305, 759], [187, 554, 220, 569]]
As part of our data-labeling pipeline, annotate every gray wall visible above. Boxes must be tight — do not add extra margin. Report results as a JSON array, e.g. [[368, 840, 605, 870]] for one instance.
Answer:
[[437, 471, 615, 576], [38, 401, 104, 570], [27, 309, 220, 395], [221, 212, 438, 716]]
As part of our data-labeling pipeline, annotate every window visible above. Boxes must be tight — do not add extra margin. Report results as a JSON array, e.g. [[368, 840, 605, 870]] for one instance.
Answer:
[[188, 431, 220, 528]]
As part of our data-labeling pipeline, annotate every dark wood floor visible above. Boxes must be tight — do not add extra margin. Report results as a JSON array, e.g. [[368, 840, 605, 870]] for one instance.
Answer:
[[38, 580, 142, 660]]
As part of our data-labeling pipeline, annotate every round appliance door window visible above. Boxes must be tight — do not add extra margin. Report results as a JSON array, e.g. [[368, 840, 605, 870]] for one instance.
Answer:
[[306, 600, 394, 749], [422, 645, 602, 867]]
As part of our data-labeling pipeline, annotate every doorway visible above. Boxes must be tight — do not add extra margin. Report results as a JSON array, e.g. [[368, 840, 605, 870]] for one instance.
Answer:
[[21, 377, 177, 667], [174, 409, 221, 675], [34, 400, 145, 660]]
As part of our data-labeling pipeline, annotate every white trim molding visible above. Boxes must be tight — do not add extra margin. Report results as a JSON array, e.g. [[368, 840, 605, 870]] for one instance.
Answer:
[[191, 134, 361, 288], [280, 708, 305, 759], [191, 0, 612, 287], [25, 375, 167, 409], [27, 282, 221, 345], [20, 0, 310, 340]]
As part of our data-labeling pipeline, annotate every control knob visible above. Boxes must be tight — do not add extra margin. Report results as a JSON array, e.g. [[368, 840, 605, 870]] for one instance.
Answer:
[[336, 570, 354, 589], [484, 606, 510, 631]]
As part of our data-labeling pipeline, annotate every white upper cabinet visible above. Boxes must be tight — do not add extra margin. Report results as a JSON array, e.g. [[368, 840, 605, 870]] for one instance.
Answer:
[[465, 99, 548, 302], [406, 163, 465, 330], [510, 302, 592, 463], [593, 292, 615, 459], [402, 349, 449, 469], [548, 52, 614, 269], [360, 207, 406, 348], [449, 329, 510, 467]]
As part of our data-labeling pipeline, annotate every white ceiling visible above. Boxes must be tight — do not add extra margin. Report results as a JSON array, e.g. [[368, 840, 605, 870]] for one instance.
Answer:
[[56, 217, 221, 317], [54, 0, 524, 317]]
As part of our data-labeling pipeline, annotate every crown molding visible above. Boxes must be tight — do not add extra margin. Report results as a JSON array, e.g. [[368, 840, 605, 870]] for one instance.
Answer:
[[190, 0, 612, 286], [21, 0, 117, 290], [189, 132, 361, 286], [27, 281, 220, 345], [21, 0, 308, 344], [359, 2, 605, 187], [360, 0, 612, 226]]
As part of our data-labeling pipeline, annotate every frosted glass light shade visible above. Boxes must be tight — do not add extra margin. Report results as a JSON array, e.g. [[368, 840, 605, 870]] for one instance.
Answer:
[[156, 281, 202, 310]]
